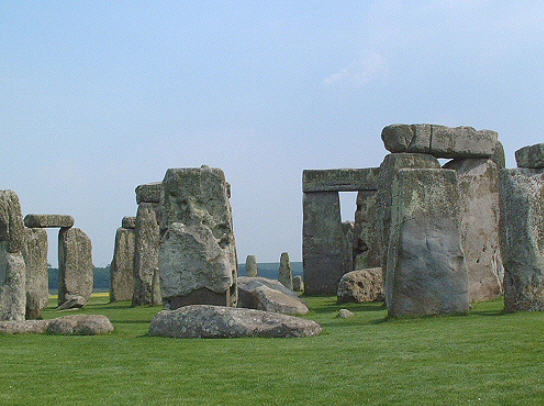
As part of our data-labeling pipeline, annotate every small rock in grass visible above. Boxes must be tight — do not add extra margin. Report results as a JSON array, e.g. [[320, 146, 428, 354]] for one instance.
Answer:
[[337, 309, 354, 319]]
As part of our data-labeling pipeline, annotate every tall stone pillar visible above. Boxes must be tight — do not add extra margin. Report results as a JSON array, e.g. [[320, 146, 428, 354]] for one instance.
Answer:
[[22, 227, 48, 319], [110, 218, 135, 302], [353, 191, 381, 270]]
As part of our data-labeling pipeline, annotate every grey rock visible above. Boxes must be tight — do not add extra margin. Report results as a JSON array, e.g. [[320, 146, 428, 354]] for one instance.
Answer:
[[47, 315, 114, 335], [58, 228, 93, 308], [0, 242, 26, 321], [245, 255, 258, 277], [0, 319, 49, 334], [342, 222, 354, 274], [110, 228, 135, 302], [492, 141, 506, 169], [149, 305, 322, 338], [278, 252, 293, 290], [22, 228, 48, 319], [0, 190, 24, 253], [121, 216, 136, 229], [353, 191, 381, 270], [56, 294, 87, 310], [24, 214, 74, 229], [337, 309, 354, 319], [386, 169, 469, 318], [500, 168, 544, 312], [515, 143, 544, 169], [337, 268, 383, 304], [381, 124, 498, 159], [292, 275, 304, 292], [444, 158, 503, 302], [135, 182, 162, 204], [302, 168, 380, 193]]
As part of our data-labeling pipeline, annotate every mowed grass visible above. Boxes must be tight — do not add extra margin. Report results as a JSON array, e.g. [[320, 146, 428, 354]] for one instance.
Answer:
[[1, 295, 543, 405]]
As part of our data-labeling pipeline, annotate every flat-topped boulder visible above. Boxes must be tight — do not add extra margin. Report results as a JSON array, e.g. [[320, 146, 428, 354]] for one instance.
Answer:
[[24, 214, 74, 229], [381, 124, 498, 159], [0, 315, 114, 335], [515, 143, 544, 169], [337, 268, 384, 304], [121, 216, 136, 229], [135, 182, 162, 204], [302, 168, 380, 193], [149, 305, 322, 338]]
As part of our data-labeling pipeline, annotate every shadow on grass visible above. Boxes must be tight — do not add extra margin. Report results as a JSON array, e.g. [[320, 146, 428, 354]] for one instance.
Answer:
[[311, 303, 386, 314], [110, 319, 151, 325]]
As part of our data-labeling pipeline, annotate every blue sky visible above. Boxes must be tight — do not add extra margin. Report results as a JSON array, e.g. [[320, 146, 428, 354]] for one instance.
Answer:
[[2, 1, 544, 266]]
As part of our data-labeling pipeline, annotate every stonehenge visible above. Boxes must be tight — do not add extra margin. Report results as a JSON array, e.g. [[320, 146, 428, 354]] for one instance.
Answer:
[[22, 228, 48, 319], [245, 255, 258, 277], [278, 252, 293, 290], [109, 223, 135, 302]]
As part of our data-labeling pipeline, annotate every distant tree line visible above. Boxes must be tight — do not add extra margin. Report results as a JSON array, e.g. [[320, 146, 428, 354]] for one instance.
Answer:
[[48, 265, 110, 292]]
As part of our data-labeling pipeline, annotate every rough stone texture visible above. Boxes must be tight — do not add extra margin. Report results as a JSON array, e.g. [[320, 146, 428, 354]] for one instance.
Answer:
[[302, 168, 380, 193], [377, 153, 441, 279], [386, 169, 469, 318], [0, 319, 49, 334], [237, 276, 308, 315], [515, 144, 544, 169], [0, 242, 26, 321], [24, 214, 74, 229], [293, 275, 304, 292], [492, 141, 506, 169], [159, 166, 237, 309], [57, 294, 87, 310], [303, 192, 344, 294], [337, 268, 384, 304], [133, 203, 161, 306], [381, 124, 498, 159], [149, 305, 322, 338], [58, 228, 93, 308], [443, 158, 503, 302], [500, 168, 544, 312], [0, 190, 24, 253], [342, 222, 354, 274], [278, 252, 293, 290], [135, 182, 162, 204], [245, 255, 258, 277], [121, 216, 136, 229], [110, 228, 135, 302], [337, 309, 354, 319], [353, 191, 381, 270], [0, 315, 113, 335], [22, 228, 48, 319]]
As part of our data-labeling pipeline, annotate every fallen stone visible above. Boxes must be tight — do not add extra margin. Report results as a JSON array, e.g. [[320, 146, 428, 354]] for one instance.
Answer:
[[353, 191, 381, 270], [293, 275, 304, 292], [121, 216, 136, 229], [245, 255, 258, 277], [0, 319, 49, 334], [381, 124, 498, 159], [337, 268, 383, 304], [278, 252, 293, 290], [0, 190, 24, 253], [22, 228, 49, 319], [23, 214, 74, 229], [47, 314, 114, 335], [0, 242, 26, 321], [135, 182, 162, 204], [56, 294, 87, 310], [149, 305, 322, 338], [515, 143, 544, 169], [302, 168, 380, 193], [337, 309, 354, 319]]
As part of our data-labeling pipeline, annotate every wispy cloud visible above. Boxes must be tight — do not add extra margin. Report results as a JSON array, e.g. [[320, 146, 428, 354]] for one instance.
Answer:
[[323, 52, 387, 87]]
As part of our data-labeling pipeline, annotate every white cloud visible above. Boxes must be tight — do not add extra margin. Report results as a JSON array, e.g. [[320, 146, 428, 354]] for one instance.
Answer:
[[323, 52, 388, 87]]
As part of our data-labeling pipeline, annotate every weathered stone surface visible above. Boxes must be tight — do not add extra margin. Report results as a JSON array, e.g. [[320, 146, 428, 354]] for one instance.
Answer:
[[149, 305, 322, 338], [293, 275, 304, 292], [160, 166, 237, 309], [24, 214, 74, 229], [500, 168, 544, 312], [303, 192, 344, 295], [302, 168, 380, 193], [58, 228, 93, 308], [57, 294, 87, 310], [245, 255, 258, 277], [0, 315, 113, 335], [0, 319, 49, 334], [237, 276, 308, 315], [337, 268, 383, 304], [133, 204, 161, 306], [278, 252, 293, 290], [135, 182, 162, 204], [386, 169, 469, 318], [381, 124, 498, 159], [492, 141, 506, 169], [22, 228, 48, 319], [444, 158, 503, 302], [377, 153, 440, 278], [0, 190, 24, 253], [337, 309, 354, 319], [515, 143, 544, 169], [0, 243, 26, 321], [121, 216, 136, 229], [353, 191, 381, 270], [342, 222, 354, 274], [110, 228, 135, 302]]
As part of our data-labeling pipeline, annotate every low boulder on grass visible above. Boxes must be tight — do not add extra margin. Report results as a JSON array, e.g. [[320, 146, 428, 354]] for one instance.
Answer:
[[0, 314, 114, 335], [337, 268, 384, 304]]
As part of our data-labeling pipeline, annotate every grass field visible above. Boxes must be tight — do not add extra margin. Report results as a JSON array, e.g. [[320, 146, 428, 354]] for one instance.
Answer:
[[1, 295, 543, 405]]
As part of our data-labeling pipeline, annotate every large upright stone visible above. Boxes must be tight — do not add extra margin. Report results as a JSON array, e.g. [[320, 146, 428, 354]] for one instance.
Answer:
[[58, 228, 93, 308], [245, 255, 258, 277], [24, 214, 74, 229], [159, 166, 238, 309], [133, 203, 161, 306], [500, 168, 544, 312], [386, 169, 469, 318], [278, 252, 293, 290], [0, 190, 24, 253], [444, 158, 503, 302], [341, 222, 354, 274], [303, 192, 344, 294], [0, 242, 26, 321], [135, 182, 162, 204], [22, 228, 48, 319], [515, 143, 544, 169], [353, 191, 381, 270], [381, 124, 498, 159], [110, 227, 135, 302]]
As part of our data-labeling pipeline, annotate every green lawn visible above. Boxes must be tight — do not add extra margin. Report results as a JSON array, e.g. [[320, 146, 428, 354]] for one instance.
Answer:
[[1, 295, 543, 405]]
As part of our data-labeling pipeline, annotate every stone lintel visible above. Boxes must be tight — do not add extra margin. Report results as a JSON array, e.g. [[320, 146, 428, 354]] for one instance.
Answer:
[[302, 168, 380, 193]]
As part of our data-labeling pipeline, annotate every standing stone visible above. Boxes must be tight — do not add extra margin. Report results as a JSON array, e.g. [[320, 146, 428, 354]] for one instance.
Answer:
[[22, 228, 48, 319], [444, 158, 503, 302], [292, 275, 304, 292], [133, 203, 161, 306], [58, 228, 93, 308], [245, 255, 258, 277], [110, 227, 135, 302], [303, 192, 344, 294], [500, 168, 544, 312], [0, 243, 26, 321], [342, 222, 354, 274], [0, 190, 24, 253], [278, 252, 293, 290], [386, 169, 469, 318], [492, 141, 506, 169], [159, 166, 238, 309], [353, 191, 381, 270]]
